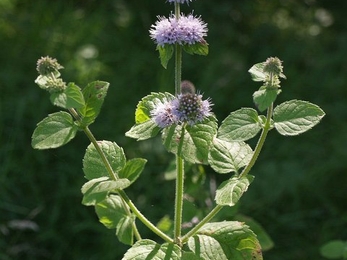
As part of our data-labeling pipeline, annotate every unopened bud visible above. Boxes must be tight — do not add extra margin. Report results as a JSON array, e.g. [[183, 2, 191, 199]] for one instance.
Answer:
[[180, 80, 196, 94], [36, 56, 64, 76]]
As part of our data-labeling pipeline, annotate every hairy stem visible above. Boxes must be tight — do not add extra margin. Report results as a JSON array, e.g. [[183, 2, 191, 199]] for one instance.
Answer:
[[69, 108, 172, 243], [174, 154, 185, 245]]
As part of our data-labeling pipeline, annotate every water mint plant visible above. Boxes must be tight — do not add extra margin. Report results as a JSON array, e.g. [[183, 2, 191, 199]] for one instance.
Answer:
[[31, 0, 325, 259]]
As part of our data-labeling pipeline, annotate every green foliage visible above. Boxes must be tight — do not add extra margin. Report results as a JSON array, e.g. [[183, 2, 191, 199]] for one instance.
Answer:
[[31, 111, 78, 149], [50, 82, 85, 109], [123, 240, 181, 259], [320, 240, 347, 259]]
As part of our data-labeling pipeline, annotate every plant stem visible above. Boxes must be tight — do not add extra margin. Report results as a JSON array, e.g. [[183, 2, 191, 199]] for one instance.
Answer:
[[181, 205, 223, 243], [174, 154, 184, 245], [181, 104, 274, 243], [69, 108, 172, 243], [239, 103, 273, 178], [175, 44, 182, 95]]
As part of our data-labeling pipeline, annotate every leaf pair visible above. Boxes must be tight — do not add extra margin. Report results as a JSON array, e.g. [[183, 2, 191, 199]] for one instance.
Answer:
[[32, 81, 109, 149], [123, 221, 263, 260]]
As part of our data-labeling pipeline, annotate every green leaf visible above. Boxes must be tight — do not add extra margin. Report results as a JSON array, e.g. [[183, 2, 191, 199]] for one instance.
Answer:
[[95, 195, 135, 245], [157, 45, 174, 69], [215, 175, 254, 206], [125, 120, 161, 141], [253, 88, 280, 112], [248, 62, 266, 82], [208, 138, 253, 174], [162, 116, 218, 164], [122, 239, 181, 260], [50, 82, 85, 109], [187, 221, 263, 260], [320, 240, 347, 259], [183, 42, 209, 56], [273, 100, 325, 136], [217, 108, 261, 141], [135, 92, 175, 124], [32, 111, 78, 149], [81, 177, 131, 206], [119, 158, 147, 184], [234, 215, 274, 251], [83, 141, 126, 180], [78, 81, 109, 126]]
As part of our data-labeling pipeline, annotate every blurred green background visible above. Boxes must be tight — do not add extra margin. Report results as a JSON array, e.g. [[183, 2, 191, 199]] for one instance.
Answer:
[[1, 0, 346, 259]]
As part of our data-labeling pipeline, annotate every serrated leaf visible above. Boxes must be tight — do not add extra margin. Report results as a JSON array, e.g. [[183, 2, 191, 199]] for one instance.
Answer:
[[253, 88, 280, 112], [95, 195, 135, 245], [215, 175, 254, 206], [125, 120, 161, 141], [78, 81, 109, 126], [157, 45, 174, 69], [122, 239, 181, 260], [183, 42, 209, 56], [248, 62, 266, 82], [119, 158, 147, 184], [234, 215, 274, 251], [208, 138, 253, 174], [218, 108, 261, 141], [83, 141, 126, 180], [81, 177, 131, 206], [50, 82, 85, 109], [32, 111, 78, 149], [162, 116, 218, 164], [273, 100, 325, 136], [135, 92, 175, 124], [187, 221, 263, 260]]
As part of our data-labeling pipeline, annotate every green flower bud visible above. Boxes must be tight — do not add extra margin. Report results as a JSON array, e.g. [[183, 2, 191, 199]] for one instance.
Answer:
[[36, 56, 64, 76]]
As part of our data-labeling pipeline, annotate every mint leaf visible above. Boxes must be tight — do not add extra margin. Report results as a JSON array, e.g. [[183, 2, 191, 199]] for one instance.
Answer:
[[32, 111, 78, 149], [50, 82, 85, 109], [125, 120, 161, 141], [95, 195, 135, 245], [218, 108, 261, 141], [81, 177, 131, 206], [162, 116, 218, 164], [273, 100, 325, 136], [122, 239, 181, 260], [320, 240, 347, 259], [253, 88, 280, 112], [248, 62, 266, 82], [187, 221, 263, 260], [78, 81, 109, 126], [183, 42, 209, 56], [119, 158, 147, 185], [158, 45, 174, 69], [83, 141, 126, 180], [208, 138, 253, 174], [215, 175, 254, 206]]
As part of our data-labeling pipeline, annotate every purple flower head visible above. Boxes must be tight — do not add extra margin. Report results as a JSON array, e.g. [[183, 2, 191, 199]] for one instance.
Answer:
[[151, 101, 179, 128], [149, 15, 178, 46], [172, 92, 213, 125], [167, 0, 193, 4], [149, 14, 207, 46], [177, 14, 207, 45]]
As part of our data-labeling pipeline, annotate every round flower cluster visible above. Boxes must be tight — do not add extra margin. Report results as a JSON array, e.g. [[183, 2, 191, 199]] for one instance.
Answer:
[[167, 0, 193, 4], [151, 92, 213, 128], [150, 14, 207, 46]]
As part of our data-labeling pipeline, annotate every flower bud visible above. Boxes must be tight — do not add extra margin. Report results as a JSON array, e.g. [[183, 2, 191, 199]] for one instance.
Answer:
[[36, 56, 64, 76], [180, 80, 195, 94], [263, 57, 285, 78]]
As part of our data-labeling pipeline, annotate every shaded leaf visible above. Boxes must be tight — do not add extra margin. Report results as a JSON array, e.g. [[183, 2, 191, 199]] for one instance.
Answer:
[[218, 108, 261, 141], [81, 177, 131, 206], [162, 116, 218, 164], [32, 111, 78, 149], [50, 82, 85, 109], [188, 221, 263, 260], [78, 81, 109, 126], [253, 88, 280, 112], [122, 239, 181, 260], [208, 138, 253, 174], [119, 158, 147, 184], [158, 45, 174, 69], [83, 141, 126, 180], [215, 175, 254, 206], [95, 195, 135, 245], [273, 100, 325, 136], [183, 42, 209, 56], [125, 120, 161, 141], [320, 240, 347, 259]]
